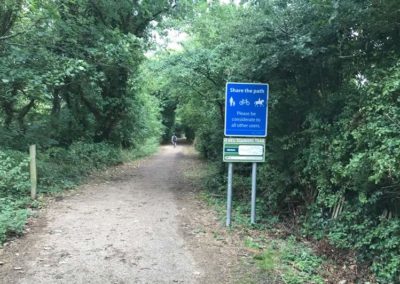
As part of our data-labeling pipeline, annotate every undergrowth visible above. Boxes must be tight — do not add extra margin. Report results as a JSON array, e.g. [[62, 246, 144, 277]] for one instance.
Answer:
[[200, 188, 327, 283], [185, 159, 327, 284], [249, 236, 324, 284]]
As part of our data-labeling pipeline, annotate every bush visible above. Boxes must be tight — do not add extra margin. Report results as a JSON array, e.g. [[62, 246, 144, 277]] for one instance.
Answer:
[[0, 149, 30, 198], [37, 142, 124, 193], [327, 214, 400, 283], [0, 149, 31, 243], [0, 198, 29, 243]]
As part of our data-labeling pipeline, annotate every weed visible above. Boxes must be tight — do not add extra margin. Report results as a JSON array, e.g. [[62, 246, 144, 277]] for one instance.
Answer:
[[249, 237, 324, 284], [0, 197, 30, 243]]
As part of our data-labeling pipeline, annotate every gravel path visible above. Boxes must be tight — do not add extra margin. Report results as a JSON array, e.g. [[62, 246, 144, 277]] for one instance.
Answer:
[[0, 145, 246, 284]]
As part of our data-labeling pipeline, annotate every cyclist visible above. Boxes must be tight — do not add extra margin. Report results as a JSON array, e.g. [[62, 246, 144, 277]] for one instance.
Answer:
[[171, 133, 177, 147]]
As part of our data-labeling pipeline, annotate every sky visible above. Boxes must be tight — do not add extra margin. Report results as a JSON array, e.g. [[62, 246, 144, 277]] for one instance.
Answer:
[[218, 0, 241, 4], [146, 0, 241, 56]]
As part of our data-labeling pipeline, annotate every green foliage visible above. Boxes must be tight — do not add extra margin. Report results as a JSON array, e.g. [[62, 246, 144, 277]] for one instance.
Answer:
[[148, 0, 400, 281], [1, 0, 399, 281], [120, 137, 159, 161], [0, 0, 183, 248], [0, 0, 171, 243], [37, 142, 124, 192], [0, 0, 171, 148], [0, 149, 30, 243], [323, 214, 400, 282], [252, 237, 324, 284], [0, 150, 30, 196], [0, 198, 29, 243]]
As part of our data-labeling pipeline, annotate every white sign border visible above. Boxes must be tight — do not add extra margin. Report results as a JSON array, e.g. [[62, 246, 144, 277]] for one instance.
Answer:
[[224, 82, 269, 137]]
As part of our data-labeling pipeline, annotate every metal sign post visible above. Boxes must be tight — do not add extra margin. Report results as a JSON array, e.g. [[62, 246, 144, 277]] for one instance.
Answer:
[[226, 163, 233, 227], [251, 162, 257, 224], [224, 82, 269, 227]]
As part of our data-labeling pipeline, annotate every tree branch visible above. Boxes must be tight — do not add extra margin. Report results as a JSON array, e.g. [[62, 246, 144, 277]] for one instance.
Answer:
[[80, 93, 103, 121], [133, 5, 173, 36], [88, 0, 108, 26], [0, 30, 26, 41]]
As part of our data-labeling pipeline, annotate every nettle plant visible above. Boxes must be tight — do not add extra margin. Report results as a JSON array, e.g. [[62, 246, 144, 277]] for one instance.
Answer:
[[0, 150, 30, 197]]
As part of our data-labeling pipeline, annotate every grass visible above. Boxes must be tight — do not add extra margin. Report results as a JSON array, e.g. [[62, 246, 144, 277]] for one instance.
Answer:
[[250, 237, 325, 284], [121, 137, 160, 162], [183, 156, 327, 284]]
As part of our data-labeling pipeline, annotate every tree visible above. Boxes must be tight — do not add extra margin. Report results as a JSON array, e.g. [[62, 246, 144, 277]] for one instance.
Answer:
[[147, 0, 400, 281], [0, 0, 175, 148]]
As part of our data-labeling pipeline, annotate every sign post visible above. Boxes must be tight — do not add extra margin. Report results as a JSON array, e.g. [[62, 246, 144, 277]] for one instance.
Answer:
[[226, 163, 233, 227], [224, 82, 269, 226], [30, 145, 37, 200], [251, 162, 257, 224]]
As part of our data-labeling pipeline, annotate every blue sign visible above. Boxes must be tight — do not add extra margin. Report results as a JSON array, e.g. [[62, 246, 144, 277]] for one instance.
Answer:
[[224, 82, 269, 137]]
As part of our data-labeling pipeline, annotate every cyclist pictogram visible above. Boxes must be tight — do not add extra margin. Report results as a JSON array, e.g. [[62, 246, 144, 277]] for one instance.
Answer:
[[239, 99, 250, 106]]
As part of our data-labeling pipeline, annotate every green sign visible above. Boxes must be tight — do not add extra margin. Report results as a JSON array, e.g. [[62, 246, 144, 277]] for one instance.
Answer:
[[223, 138, 265, 163]]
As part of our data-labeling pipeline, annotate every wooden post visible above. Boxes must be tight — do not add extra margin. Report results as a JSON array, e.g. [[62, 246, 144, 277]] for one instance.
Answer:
[[30, 145, 37, 200]]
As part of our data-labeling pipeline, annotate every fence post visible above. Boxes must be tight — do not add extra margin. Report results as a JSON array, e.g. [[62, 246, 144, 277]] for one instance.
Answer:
[[30, 145, 37, 200]]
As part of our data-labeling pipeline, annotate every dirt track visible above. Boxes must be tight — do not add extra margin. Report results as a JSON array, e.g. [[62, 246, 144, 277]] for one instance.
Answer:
[[0, 146, 248, 284]]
